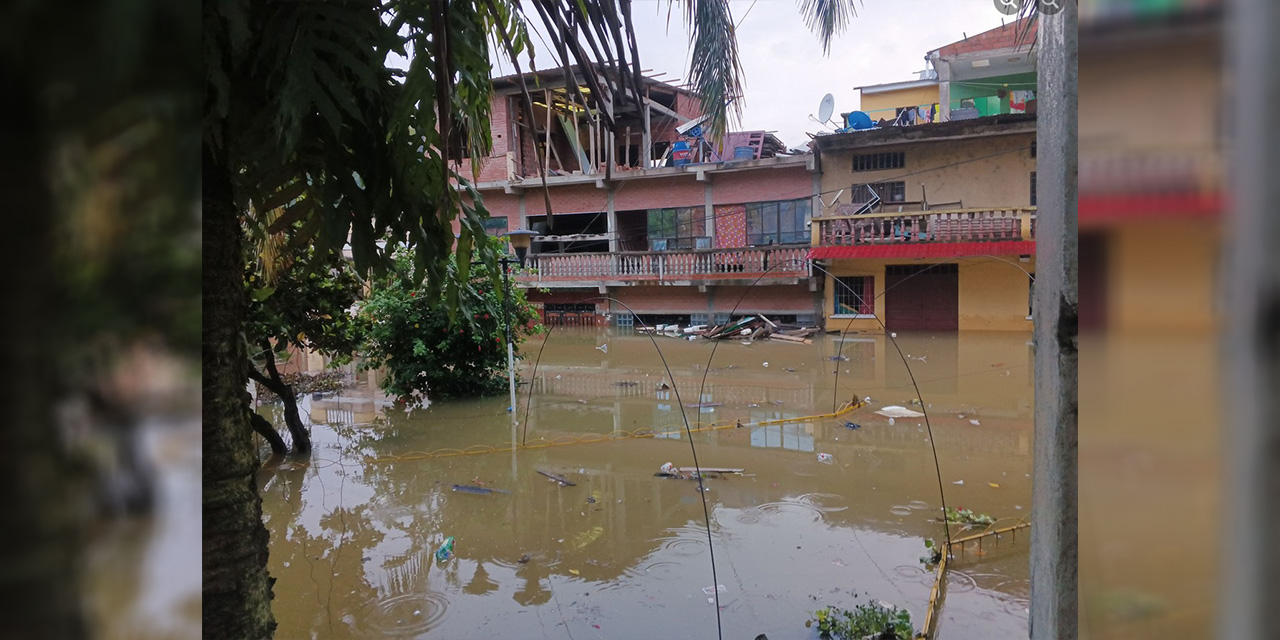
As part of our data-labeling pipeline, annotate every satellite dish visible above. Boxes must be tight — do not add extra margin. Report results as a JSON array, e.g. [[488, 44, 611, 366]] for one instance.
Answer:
[[817, 94, 835, 123]]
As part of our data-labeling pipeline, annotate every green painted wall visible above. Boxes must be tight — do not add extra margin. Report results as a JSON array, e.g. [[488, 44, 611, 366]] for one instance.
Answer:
[[950, 72, 1038, 116]]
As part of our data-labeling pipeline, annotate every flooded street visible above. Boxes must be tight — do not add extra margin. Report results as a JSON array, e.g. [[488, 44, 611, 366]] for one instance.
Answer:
[[258, 329, 1034, 639]]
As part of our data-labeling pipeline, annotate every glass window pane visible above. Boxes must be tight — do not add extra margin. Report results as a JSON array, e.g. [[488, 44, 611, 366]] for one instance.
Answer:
[[746, 204, 762, 236], [689, 207, 706, 238], [779, 202, 796, 234]]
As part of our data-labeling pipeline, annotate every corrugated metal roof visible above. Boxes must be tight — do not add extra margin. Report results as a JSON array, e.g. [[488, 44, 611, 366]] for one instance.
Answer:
[[808, 241, 1036, 260]]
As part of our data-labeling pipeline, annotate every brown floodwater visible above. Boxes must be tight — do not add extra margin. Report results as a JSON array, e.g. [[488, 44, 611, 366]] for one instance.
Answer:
[[258, 329, 1034, 639]]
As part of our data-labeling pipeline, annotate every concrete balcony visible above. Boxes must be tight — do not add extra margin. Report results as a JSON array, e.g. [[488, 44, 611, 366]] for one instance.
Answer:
[[516, 245, 812, 288], [814, 206, 1037, 246]]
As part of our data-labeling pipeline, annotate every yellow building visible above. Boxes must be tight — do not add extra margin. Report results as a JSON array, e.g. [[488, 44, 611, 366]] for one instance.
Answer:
[[810, 115, 1037, 333], [855, 77, 940, 127], [1078, 7, 1223, 333]]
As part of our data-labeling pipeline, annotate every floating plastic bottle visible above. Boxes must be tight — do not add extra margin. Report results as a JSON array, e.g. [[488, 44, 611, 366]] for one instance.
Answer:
[[435, 536, 455, 563]]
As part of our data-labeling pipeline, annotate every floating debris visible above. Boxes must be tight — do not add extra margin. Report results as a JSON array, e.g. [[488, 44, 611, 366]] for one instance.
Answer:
[[876, 406, 925, 419], [537, 470, 576, 487], [451, 484, 509, 494], [573, 526, 604, 549], [435, 537, 455, 562]]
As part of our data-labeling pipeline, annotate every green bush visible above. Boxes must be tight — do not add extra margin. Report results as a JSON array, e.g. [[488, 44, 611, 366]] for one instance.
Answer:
[[359, 251, 540, 403], [806, 602, 915, 640]]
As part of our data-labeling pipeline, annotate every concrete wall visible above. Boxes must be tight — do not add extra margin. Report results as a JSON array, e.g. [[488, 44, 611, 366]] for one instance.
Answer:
[[859, 85, 941, 118], [1079, 36, 1220, 152], [609, 284, 817, 316], [950, 72, 1038, 115], [1107, 220, 1220, 333], [817, 132, 1036, 212], [820, 256, 1036, 332], [959, 257, 1036, 330]]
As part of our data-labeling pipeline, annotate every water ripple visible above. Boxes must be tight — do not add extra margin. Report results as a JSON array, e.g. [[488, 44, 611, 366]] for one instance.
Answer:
[[736, 500, 826, 525], [624, 560, 683, 582], [360, 591, 449, 636], [794, 493, 849, 513]]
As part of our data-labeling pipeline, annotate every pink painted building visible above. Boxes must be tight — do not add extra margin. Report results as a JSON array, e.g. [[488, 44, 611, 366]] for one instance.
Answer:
[[458, 67, 823, 327]]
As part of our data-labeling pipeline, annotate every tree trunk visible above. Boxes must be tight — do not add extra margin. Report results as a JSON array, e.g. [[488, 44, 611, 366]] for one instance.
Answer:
[[249, 347, 310, 454], [203, 144, 276, 639], [248, 406, 288, 457], [0, 67, 87, 640]]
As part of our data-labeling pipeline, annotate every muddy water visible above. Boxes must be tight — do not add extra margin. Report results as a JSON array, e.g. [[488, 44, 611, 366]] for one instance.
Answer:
[[259, 329, 1034, 639]]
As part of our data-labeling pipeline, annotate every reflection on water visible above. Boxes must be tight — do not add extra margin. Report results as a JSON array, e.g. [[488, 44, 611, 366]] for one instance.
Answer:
[[260, 329, 1034, 639]]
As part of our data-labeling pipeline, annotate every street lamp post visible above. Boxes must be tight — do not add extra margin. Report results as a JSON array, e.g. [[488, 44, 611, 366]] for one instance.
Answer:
[[499, 230, 539, 431]]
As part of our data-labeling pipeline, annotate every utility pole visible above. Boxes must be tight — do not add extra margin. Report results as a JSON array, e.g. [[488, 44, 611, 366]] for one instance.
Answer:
[[1224, 0, 1279, 637], [1030, 1, 1079, 638]]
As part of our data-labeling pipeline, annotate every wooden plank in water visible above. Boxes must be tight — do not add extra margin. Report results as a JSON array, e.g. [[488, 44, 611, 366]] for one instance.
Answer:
[[677, 467, 744, 474]]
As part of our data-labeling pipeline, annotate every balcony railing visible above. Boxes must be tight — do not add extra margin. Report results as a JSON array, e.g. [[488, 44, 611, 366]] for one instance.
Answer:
[[815, 207, 1036, 246], [518, 245, 810, 284]]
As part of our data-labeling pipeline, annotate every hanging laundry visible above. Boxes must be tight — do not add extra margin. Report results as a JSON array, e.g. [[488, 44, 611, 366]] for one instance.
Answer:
[[1010, 90, 1034, 113], [916, 105, 931, 123]]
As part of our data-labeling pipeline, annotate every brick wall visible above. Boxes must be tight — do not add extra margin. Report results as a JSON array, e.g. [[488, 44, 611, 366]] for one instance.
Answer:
[[613, 176, 705, 211], [711, 165, 811, 205], [463, 95, 514, 183], [479, 192, 521, 219], [538, 183, 609, 217], [936, 18, 1037, 58]]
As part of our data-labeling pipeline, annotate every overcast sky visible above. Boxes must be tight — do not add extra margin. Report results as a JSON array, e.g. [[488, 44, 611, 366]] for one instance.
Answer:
[[488, 0, 1011, 148]]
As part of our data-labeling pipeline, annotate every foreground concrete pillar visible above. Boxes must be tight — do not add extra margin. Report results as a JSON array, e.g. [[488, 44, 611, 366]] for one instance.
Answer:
[[1224, 0, 1279, 637], [1030, 2, 1078, 638]]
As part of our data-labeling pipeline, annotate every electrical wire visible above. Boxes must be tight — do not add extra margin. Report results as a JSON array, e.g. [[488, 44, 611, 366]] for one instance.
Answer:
[[590, 296, 726, 640]]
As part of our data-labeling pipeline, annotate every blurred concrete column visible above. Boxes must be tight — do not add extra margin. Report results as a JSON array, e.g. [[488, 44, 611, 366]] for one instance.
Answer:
[[1224, 0, 1279, 637], [1030, 1, 1078, 638]]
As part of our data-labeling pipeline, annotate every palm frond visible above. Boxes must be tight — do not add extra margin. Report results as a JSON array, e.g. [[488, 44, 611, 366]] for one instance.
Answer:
[[685, 0, 743, 140], [796, 0, 861, 55]]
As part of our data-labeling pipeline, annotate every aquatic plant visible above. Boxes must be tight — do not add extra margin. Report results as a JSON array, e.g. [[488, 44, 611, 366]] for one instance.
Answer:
[[920, 538, 943, 565], [806, 601, 915, 640], [945, 507, 996, 526]]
